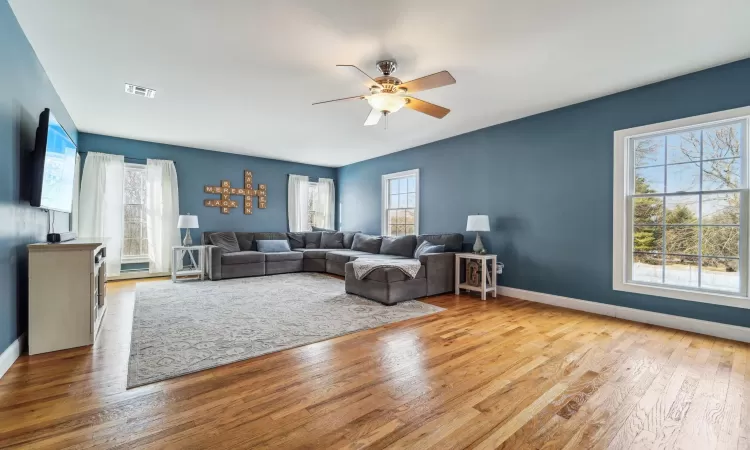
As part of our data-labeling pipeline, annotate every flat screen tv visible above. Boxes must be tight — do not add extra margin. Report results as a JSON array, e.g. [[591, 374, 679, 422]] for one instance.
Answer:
[[30, 108, 77, 213]]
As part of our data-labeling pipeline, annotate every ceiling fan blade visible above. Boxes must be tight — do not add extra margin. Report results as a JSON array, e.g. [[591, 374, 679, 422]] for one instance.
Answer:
[[364, 109, 382, 126], [336, 65, 383, 89], [399, 71, 456, 93], [404, 97, 451, 119], [312, 95, 365, 106]]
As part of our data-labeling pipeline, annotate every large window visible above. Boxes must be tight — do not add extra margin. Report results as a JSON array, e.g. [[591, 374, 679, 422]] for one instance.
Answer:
[[382, 169, 419, 236], [122, 163, 148, 262], [613, 107, 750, 308]]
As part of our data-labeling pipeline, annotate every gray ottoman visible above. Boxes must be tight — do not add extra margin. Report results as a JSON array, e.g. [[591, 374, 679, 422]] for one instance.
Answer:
[[344, 262, 427, 305]]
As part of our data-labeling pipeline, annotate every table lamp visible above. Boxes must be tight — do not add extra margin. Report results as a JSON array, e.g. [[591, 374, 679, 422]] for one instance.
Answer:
[[177, 214, 199, 246], [466, 215, 490, 253]]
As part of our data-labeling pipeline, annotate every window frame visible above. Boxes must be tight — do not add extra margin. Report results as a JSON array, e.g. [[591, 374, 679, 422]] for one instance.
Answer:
[[613, 106, 750, 309], [381, 169, 420, 236], [307, 181, 319, 232], [122, 162, 149, 264]]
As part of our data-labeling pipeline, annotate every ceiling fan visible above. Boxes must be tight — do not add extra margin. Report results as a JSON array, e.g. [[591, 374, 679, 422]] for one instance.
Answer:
[[313, 60, 456, 128]]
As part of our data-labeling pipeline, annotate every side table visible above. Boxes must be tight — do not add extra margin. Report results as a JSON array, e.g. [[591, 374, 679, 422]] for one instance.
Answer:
[[172, 245, 205, 282], [455, 253, 497, 300]]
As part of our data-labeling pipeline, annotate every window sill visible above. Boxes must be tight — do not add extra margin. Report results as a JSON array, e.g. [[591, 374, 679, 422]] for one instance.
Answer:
[[122, 257, 149, 264], [613, 279, 750, 309]]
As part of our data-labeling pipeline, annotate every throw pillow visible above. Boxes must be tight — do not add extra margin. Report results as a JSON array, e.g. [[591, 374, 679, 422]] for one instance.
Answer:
[[342, 231, 360, 249], [320, 232, 344, 249], [351, 233, 383, 254], [256, 240, 291, 253], [414, 240, 445, 259], [209, 232, 241, 254], [312, 226, 336, 232], [287, 232, 306, 249], [305, 232, 322, 249], [380, 235, 417, 258], [234, 232, 255, 251]]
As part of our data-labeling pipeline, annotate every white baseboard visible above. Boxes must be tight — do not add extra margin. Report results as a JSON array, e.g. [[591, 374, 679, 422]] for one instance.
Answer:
[[497, 286, 750, 343], [108, 271, 170, 281], [0, 333, 26, 380]]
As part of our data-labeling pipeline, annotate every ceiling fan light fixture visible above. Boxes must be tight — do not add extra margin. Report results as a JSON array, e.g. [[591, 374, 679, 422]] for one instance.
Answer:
[[366, 93, 407, 113]]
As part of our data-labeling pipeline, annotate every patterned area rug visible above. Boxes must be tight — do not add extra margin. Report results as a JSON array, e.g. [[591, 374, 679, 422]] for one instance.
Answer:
[[127, 273, 444, 388]]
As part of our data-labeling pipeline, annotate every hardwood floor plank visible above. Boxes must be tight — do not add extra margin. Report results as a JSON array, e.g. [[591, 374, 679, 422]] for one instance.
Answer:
[[0, 279, 748, 449], [473, 382, 570, 449], [672, 343, 727, 449], [718, 348, 746, 450]]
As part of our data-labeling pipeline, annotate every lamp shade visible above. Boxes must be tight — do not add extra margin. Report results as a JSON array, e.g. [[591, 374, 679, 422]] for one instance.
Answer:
[[177, 214, 199, 229], [466, 215, 490, 232]]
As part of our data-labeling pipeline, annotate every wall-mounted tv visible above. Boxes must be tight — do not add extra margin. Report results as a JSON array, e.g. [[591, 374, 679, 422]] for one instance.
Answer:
[[30, 108, 77, 213]]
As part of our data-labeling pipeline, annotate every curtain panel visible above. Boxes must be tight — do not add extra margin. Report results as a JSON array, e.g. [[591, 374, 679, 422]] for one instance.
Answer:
[[146, 159, 180, 273], [315, 178, 335, 230], [288, 174, 309, 232], [78, 152, 125, 276]]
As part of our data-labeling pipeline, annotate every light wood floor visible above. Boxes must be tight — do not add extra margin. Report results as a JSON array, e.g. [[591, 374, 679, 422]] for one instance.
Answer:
[[1, 278, 749, 449]]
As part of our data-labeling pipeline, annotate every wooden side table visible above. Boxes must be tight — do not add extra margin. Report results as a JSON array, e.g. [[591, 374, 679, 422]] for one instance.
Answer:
[[172, 245, 205, 282], [455, 253, 497, 300]]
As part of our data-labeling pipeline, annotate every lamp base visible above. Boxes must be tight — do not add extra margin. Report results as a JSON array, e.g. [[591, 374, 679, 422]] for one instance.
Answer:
[[473, 232, 485, 254], [183, 229, 192, 246]]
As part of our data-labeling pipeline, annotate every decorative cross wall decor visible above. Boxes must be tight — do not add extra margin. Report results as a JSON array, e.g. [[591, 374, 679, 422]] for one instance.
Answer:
[[204, 170, 267, 214]]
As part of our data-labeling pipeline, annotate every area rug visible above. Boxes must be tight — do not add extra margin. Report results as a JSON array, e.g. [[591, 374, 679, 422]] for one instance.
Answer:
[[127, 272, 444, 388]]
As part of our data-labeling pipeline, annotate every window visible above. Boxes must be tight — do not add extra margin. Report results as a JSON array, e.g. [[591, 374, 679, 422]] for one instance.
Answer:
[[122, 163, 148, 262], [307, 181, 319, 231], [382, 169, 419, 236], [613, 106, 750, 308]]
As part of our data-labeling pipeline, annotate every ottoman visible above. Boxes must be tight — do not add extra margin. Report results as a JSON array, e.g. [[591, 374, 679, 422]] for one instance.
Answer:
[[344, 262, 427, 305]]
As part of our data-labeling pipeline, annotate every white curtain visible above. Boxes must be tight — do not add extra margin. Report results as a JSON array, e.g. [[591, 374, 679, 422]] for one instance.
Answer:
[[79, 152, 125, 276], [146, 159, 180, 273], [71, 152, 81, 234], [288, 174, 309, 232], [315, 178, 335, 230]]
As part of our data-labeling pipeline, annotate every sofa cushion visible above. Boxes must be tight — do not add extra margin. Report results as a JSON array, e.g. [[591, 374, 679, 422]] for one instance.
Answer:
[[292, 248, 335, 259], [305, 232, 322, 249], [326, 250, 373, 264], [264, 251, 304, 262], [342, 231, 360, 249], [320, 232, 344, 249], [362, 265, 426, 282], [257, 240, 292, 253], [312, 226, 335, 232], [287, 232, 306, 249], [221, 250, 264, 265], [210, 232, 241, 253], [234, 232, 255, 251], [252, 232, 288, 250], [380, 235, 417, 258], [417, 233, 463, 252], [353, 254, 408, 261], [352, 233, 382, 253], [414, 241, 446, 259]]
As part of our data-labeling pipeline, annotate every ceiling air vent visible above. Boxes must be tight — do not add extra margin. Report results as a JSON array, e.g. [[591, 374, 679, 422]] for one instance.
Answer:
[[124, 83, 156, 98]]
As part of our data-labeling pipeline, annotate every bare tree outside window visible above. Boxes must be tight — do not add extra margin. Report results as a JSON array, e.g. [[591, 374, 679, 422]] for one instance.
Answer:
[[307, 182, 318, 231], [123, 164, 148, 260], [631, 122, 743, 293]]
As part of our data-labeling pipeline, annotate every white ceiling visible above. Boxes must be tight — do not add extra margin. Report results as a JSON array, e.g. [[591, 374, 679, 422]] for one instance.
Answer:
[[10, 0, 750, 167]]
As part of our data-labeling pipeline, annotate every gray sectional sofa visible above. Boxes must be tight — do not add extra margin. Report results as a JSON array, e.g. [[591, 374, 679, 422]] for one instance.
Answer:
[[200, 231, 463, 305]]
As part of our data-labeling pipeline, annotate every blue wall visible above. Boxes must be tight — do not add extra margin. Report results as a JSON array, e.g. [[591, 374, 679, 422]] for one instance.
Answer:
[[0, 1, 78, 352], [338, 58, 750, 328], [77, 133, 336, 243]]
